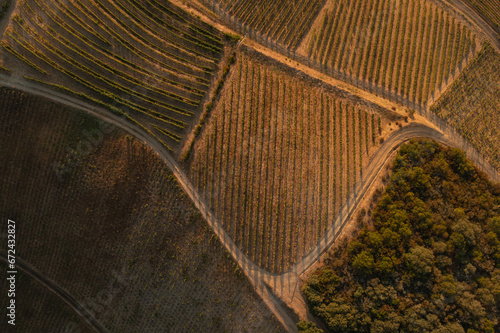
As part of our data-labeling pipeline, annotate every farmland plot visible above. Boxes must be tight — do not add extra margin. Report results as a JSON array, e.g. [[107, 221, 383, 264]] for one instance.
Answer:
[[463, 0, 500, 34], [0, 261, 93, 332], [0, 87, 285, 332], [187, 51, 388, 274], [0, 0, 226, 154], [301, 0, 478, 107]]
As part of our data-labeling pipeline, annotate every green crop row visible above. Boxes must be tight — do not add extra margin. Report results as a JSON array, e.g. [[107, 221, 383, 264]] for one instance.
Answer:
[[1, 40, 47, 74], [48, 0, 208, 93]]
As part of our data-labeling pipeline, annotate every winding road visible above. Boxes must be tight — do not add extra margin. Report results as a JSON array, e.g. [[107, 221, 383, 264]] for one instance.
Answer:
[[2, 72, 499, 332], [2, 1, 500, 326]]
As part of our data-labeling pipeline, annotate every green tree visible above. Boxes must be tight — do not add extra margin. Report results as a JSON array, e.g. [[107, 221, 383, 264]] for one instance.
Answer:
[[352, 250, 375, 276], [377, 256, 395, 275], [316, 297, 365, 332], [449, 148, 474, 177], [297, 321, 323, 333], [404, 246, 435, 277]]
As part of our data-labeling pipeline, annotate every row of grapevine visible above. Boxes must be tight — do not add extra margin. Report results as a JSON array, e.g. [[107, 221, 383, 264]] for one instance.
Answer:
[[0, 89, 286, 332], [464, 0, 500, 34], [201, 0, 324, 49], [431, 43, 500, 170], [188, 52, 384, 273], [1, 0, 226, 153], [303, 0, 477, 107]]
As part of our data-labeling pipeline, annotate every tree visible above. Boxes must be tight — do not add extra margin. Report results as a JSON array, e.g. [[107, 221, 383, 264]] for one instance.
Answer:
[[297, 321, 323, 333], [488, 216, 500, 237], [449, 147, 474, 178], [352, 250, 375, 276], [404, 246, 434, 277], [316, 297, 365, 332], [377, 256, 395, 275], [431, 322, 465, 333]]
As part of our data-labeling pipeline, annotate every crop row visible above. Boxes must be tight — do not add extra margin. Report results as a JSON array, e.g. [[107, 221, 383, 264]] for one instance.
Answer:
[[464, 0, 500, 33], [4, 0, 227, 152], [204, 0, 324, 49], [188, 53, 382, 273], [306, 0, 476, 106]]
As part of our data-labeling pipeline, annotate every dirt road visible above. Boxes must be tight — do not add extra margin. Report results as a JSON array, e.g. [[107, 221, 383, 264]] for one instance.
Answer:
[[1, 71, 499, 331]]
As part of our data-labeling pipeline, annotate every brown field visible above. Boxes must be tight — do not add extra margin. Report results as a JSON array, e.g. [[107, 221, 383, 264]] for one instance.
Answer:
[[185, 48, 393, 274], [0, 87, 285, 332], [0, 262, 94, 332]]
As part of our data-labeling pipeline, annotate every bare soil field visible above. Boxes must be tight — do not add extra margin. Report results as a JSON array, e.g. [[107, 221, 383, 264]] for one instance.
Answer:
[[0, 87, 285, 332]]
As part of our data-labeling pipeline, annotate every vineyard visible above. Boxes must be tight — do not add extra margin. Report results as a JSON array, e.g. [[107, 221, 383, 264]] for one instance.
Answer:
[[301, 0, 477, 106], [0, 0, 227, 154], [463, 0, 500, 34], [187, 51, 388, 274], [0, 88, 285, 332], [200, 0, 324, 49], [431, 43, 500, 170]]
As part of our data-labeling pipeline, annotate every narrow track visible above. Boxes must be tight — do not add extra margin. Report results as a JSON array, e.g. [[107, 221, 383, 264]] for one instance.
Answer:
[[0, 251, 106, 333]]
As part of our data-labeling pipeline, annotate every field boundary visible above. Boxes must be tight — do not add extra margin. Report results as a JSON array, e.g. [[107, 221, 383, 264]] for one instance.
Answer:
[[444, 0, 500, 49], [204, 1, 477, 114]]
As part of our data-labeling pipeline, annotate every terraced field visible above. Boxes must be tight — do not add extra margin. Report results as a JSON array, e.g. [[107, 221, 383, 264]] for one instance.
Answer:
[[186, 50, 389, 273], [203, 0, 324, 49], [431, 43, 500, 169], [0, 0, 226, 153], [301, 0, 477, 106], [0, 87, 285, 332]]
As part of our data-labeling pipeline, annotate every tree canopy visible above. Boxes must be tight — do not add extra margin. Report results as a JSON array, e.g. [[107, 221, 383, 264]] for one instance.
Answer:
[[301, 139, 500, 332]]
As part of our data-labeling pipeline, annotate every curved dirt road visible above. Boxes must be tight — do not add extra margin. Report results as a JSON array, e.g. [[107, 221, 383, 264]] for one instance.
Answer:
[[0, 251, 107, 333], [1, 75, 500, 332]]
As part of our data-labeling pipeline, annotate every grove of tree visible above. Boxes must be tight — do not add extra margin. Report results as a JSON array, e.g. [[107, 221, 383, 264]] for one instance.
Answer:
[[301, 139, 500, 332]]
